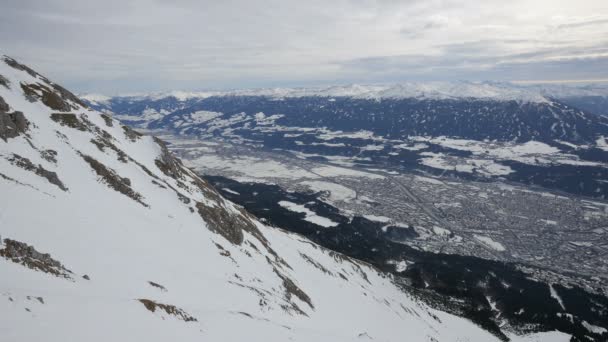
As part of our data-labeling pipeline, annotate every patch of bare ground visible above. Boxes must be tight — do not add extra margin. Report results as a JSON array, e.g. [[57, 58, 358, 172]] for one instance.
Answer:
[[138, 299, 197, 322], [4, 56, 86, 109], [299, 252, 333, 276], [0, 74, 9, 88], [50, 113, 88, 131], [80, 154, 148, 207], [40, 149, 58, 163], [272, 267, 314, 314], [195, 201, 249, 245], [7, 153, 67, 191], [0, 94, 8, 112], [100, 114, 113, 127], [0, 238, 72, 279], [0, 111, 29, 141], [122, 125, 142, 142], [0, 96, 30, 141], [21, 82, 72, 111]]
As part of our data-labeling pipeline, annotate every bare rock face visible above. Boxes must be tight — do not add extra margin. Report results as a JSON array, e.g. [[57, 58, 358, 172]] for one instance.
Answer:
[[50, 113, 88, 131], [80, 154, 147, 207], [0, 238, 72, 279], [153, 137, 185, 180], [0, 94, 8, 112], [7, 154, 67, 191], [0, 74, 9, 88], [138, 299, 197, 322], [3, 56, 87, 110], [0, 95, 29, 141]]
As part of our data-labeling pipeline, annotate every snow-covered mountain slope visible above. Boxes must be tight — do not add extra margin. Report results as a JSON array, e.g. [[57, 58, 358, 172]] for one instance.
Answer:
[[1, 57, 573, 341]]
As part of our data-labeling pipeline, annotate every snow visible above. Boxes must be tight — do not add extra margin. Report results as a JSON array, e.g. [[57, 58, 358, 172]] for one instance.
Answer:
[[185, 155, 319, 180], [539, 219, 557, 225], [419, 152, 514, 176], [507, 331, 571, 342], [299, 181, 357, 203], [189, 111, 223, 124], [473, 235, 506, 252], [549, 284, 566, 310], [394, 142, 428, 151], [414, 136, 602, 169], [79, 93, 111, 105], [221, 188, 240, 195], [386, 260, 409, 272], [278, 201, 338, 227], [433, 227, 452, 236], [596, 136, 608, 151], [363, 215, 391, 223], [222, 81, 551, 103], [582, 321, 608, 334], [311, 166, 385, 179]]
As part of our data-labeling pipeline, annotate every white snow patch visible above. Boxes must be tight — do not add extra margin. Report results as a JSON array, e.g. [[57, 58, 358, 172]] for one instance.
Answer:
[[311, 166, 385, 179], [474, 235, 506, 252], [278, 201, 339, 227], [300, 181, 356, 202], [364, 215, 391, 223], [549, 284, 566, 310]]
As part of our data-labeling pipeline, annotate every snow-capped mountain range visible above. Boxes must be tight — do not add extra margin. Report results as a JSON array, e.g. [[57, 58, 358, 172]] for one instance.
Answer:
[[2, 57, 584, 341], [82, 81, 608, 105]]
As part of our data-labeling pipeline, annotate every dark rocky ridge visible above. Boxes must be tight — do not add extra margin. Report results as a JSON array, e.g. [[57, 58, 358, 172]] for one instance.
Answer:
[[7, 153, 67, 191], [0, 238, 72, 279]]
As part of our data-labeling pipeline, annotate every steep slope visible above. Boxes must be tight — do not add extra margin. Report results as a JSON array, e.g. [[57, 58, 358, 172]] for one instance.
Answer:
[[0, 57, 572, 341]]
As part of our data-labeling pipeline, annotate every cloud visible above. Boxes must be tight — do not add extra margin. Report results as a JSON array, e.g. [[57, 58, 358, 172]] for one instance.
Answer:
[[1, 0, 607, 93]]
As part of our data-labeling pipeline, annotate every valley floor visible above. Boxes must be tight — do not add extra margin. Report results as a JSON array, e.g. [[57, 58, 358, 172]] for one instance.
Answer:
[[155, 131, 608, 291]]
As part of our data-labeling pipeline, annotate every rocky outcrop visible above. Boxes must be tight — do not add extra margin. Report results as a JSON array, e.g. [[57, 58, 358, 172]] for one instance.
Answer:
[[3, 56, 86, 110], [81, 154, 147, 207], [0, 74, 9, 88], [50, 113, 88, 131], [122, 125, 142, 142], [21, 82, 73, 111], [0, 111, 29, 141], [138, 299, 197, 322], [7, 153, 67, 191], [0, 238, 72, 279], [0, 95, 29, 141]]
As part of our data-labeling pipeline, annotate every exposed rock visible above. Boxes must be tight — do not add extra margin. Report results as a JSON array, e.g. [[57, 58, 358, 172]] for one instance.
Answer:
[[4, 56, 86, 109], [122, 125, 142, 142], [40, 149, 58, 164], [273, 267, 314, 315], [299, 252, 333, 275], [196, 201, 246, 245], [0, 238, 72, 279], [138, 299, 197, 322], [0, 111, 29, 141], [3, 56, 45, 80], [154, 137, 186, 180], [82, 274, 90, 280], [21, 82, 72, 111], [101, 114, 113, 127], [90, 137, 128, 163], [0, 95, 8, 112], [0, 74, 9, 88], [50, 113, 88, 131], [7, 153, 67, 191], [80, 154, 147, 207]]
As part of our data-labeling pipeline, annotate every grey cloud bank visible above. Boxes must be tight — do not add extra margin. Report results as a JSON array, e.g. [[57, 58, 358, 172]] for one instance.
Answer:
[[1, 0, 607, 94]]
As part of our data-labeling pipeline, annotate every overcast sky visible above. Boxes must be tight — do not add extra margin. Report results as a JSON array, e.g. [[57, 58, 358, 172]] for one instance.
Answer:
[[1, 0, 608, 94]]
